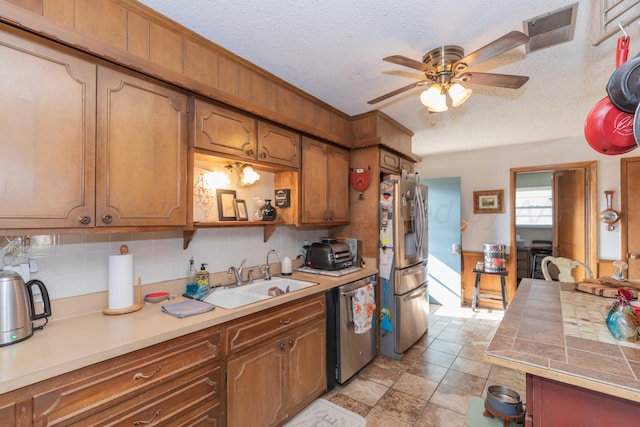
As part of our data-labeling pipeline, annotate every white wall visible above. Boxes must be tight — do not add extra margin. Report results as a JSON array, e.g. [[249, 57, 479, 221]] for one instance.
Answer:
[[414, 135, 638, 260]]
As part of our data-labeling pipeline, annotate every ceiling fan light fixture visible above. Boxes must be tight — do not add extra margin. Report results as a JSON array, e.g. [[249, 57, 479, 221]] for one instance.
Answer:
[[420, 84, 448, 112], [448, 83, 472, 107]]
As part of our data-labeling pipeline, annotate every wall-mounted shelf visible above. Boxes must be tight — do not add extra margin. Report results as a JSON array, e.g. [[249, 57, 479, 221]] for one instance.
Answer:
[[183, 220, 289, 248]]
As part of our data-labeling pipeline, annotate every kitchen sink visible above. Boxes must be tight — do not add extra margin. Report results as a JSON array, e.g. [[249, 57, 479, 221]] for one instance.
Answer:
[[202, 277, 319, 309], [203, 289, 270, 309], [245, 278, 319, 295]]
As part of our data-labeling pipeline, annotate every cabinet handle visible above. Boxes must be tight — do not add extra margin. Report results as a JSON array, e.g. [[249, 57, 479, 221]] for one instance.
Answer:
[[279, 317, 292, 325], [246, 149, 254, 156], [102, 214, 113, 224], [288, 339, 294, 347], [280, 342, 286, 351], [630, 253, 640, 260], [78, 215, 91, 225], [133, 367, 161, 380], [259, 152, 267, 159], [134, 410, 161, 425]]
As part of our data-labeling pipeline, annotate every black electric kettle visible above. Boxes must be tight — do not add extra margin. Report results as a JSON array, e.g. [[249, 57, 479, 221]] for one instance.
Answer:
[[0, 270, 52, 346]]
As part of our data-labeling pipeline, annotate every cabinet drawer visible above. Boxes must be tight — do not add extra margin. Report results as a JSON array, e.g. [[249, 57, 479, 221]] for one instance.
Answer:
[[70, 364, 222, 426], [33, 329, 222, 426], [227, 295, 325, 354]]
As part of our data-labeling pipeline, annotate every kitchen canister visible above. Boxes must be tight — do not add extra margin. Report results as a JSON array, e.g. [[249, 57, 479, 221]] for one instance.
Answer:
[[281, 256, 292, 275], [483, 244, 506, 272]]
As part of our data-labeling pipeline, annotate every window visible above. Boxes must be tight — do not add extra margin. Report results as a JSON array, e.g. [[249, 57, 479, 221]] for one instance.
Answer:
[[515, 186, 552, 226]]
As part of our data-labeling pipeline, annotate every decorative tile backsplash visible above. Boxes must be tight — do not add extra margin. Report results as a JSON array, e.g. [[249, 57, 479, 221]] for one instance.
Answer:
[[2, 226, 326, 300]]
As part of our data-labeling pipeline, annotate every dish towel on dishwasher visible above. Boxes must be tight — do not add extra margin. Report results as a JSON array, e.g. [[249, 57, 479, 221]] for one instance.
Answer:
[[353, 283, 375, 334], [161, 300, 215, 318]]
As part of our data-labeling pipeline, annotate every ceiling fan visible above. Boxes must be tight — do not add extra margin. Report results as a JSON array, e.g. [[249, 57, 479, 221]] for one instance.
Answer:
[[367, 31, 530, 112]]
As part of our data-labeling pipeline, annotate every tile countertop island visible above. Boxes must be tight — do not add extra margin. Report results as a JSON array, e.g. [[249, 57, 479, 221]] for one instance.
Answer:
[[486, 278, 640, 426], [0, 266, 376, 394]]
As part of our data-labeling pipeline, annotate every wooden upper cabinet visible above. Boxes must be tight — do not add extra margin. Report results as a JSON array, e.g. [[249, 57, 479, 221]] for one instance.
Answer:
[[0, 23, 97, 229], [301, 137, 349, 224], [96, 66, 188, 227], [257, 122, 300, 168], [194, 99, 301, 169], [380, 147, 414, 174], [194, 99, 257, 161], [380, 148, 400, 172]]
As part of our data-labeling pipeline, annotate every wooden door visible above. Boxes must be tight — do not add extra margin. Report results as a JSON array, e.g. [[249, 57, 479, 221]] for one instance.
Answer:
[[193, 99, 257, 161], [622, 157, 640, 278], [327, 146, 350, 223], [0, 24, 96, 229], [553, 169, 586, 263], [226, 341, 286, 427], [301, 137, 329, 223], [257, 121, 300, 168], [96, 66, 187, 227], [285, 320, 326, 417]]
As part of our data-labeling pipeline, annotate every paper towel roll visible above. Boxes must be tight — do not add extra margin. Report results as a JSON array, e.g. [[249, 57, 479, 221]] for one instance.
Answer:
[[108, 253, 133, 309]]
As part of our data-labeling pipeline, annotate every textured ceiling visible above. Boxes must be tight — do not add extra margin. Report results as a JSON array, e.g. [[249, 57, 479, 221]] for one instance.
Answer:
[[139, 0, 630, 157]]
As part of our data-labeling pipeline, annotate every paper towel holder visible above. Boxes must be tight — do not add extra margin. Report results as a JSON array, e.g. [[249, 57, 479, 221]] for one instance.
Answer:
[[103, 245, 144, 315]]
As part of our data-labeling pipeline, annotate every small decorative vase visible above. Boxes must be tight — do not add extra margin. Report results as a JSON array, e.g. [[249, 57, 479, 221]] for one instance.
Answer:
[[261, 199, 277, 221]]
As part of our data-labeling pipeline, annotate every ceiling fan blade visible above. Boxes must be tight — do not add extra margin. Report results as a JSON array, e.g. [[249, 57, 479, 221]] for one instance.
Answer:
[[457, 72, 529, 89], [454, 31, 529, 69], [383, 55, 429, 72], [367, 80, 428, 104]]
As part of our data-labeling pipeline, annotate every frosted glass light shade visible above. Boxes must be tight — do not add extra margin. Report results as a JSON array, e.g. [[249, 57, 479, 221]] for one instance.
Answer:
[[420, 84, 448, 112], [448, 83, 472, 107]]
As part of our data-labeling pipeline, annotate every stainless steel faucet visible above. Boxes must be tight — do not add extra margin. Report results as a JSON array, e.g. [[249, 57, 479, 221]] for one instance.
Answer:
[[227, 258, 246, 286], [262, 249, 281, 280]]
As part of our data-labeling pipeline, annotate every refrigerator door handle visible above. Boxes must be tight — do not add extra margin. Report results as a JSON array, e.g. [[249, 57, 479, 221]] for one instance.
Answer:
[[404, 285, 427, 299], [401, 262, 427, 277]]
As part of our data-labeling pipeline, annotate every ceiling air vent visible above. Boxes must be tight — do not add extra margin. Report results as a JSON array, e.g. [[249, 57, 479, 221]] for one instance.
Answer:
[[523, 2, 578, 53]]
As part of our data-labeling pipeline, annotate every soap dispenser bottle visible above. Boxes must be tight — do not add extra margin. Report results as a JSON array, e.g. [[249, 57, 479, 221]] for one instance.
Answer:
[[196, 263, 209, 287]]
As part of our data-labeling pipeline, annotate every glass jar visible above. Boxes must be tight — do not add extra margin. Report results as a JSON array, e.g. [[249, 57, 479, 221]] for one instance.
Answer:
[[261, 199, 277, 221]]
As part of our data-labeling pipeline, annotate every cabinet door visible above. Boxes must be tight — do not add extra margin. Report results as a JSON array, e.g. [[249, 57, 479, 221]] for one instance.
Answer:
[[301, 137, 329, 223], [379, 148, 400, 172], [96, 66, 187, 226], [257, 121, 300, 168], [327, 146, 350, 223], [285, 320, 327, 417], [0, 24, 96, 229], [193, 99, 257, 161], [227, 342, 286, 427]]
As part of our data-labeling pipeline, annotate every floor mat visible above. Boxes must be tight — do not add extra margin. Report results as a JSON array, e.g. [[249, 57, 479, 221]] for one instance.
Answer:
[[283, 398, 367, 427]]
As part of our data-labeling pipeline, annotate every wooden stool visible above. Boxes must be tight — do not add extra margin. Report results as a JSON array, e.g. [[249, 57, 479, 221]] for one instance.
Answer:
[[472, 269, 508, 311]]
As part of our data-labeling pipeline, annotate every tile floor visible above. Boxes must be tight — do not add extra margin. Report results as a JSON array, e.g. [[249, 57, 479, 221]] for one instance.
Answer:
[[322, 304, 526, 426]]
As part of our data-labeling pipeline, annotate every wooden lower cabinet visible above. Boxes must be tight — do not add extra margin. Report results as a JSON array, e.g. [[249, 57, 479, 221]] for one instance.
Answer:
[[0, 327, 223, 427], [226, 295, 327, 427], [227, 319, 326, 427]]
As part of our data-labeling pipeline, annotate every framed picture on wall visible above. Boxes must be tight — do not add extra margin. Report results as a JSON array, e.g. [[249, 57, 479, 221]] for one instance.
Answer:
[[473, 189, 504, 214]]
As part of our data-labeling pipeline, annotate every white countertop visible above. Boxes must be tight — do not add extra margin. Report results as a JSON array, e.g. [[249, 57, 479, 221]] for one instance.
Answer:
[[0, 267, 376, 394]]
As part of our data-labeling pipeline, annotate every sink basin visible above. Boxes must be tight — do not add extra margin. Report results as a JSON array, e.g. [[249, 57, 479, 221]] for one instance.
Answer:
[[203, 288, 270, 309], [245, 278, 318, 295], [202, 277, 318, 309]]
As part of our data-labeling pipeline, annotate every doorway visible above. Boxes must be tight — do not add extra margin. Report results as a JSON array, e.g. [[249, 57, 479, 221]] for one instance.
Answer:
[[509, 161, 597, 287], [423, 177, 462, 307]]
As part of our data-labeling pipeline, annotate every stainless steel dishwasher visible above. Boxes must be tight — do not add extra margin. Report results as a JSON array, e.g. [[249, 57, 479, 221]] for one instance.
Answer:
[[326, 274, 377, 387]]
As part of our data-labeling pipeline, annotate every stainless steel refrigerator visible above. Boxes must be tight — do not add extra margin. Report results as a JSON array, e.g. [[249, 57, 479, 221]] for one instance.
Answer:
[[379, 177, 429, 360]]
